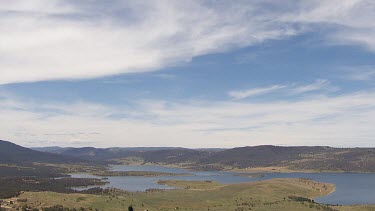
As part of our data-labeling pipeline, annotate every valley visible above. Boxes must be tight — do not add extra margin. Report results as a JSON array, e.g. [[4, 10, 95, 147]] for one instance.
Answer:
[[2, 140, 375, 210]]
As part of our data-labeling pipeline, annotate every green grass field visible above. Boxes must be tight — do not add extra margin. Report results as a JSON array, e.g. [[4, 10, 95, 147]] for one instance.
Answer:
[[5, 178, 375, 211]]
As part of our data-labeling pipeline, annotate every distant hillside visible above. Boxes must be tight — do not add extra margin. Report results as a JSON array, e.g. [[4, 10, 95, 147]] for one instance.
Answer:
[[198, 145, 330, 167], [31, 146, 71, 154], [0, 140, 86, 164], [32, 146, 182, 154], [33, 146, 211, 162], [29, 144, 375, 172]]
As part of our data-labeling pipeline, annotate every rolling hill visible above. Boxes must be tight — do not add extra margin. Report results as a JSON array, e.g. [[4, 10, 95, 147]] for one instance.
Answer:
[[32, 146, 221, 163], [0, 140, 85, 164], [7, 140, 375, 172]]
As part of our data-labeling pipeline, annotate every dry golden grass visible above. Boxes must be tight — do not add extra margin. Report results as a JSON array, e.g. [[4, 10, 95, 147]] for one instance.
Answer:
[[10, 178, 348, 211]]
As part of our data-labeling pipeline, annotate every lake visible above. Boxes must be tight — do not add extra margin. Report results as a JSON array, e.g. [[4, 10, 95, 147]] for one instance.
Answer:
[[70, 165, 375, 205]]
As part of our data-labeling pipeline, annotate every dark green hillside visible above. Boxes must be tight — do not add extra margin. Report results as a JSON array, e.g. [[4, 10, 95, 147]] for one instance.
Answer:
[[0, 140, 85, 164], [0, 140, 108, 198], [31, 146, 70, 154], [138, 148, 209, 163], [198, 145, 332, 168], [194, 145, 375, 172], [33, 143, 375, 172], [34, 146, 187, 161]]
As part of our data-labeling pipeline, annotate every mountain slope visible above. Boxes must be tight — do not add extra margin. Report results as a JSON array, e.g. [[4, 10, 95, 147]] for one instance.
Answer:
[[198, 145, 332, 167], [34, 146, 204, 162], [0, 140, 85, 164], [32, 143, 375, 172]]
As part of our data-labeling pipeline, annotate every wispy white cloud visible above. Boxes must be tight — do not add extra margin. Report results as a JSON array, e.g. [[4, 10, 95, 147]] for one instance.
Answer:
[[228, 80, 336, 100], [290, 79, 335, 94], [2, 90, 375, 148], [343, 66, 375, 81], [282, 0, 375, 51], [228, 85, 286, 100], [0, 0, 296, 84], [1, 0, 375, 84]]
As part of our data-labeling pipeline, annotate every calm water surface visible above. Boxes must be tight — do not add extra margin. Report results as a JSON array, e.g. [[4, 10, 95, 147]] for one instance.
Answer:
[[70, 165, 375, 205]]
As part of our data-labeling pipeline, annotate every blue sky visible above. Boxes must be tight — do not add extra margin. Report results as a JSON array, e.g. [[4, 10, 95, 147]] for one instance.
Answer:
[[1, 0, 375, 147]]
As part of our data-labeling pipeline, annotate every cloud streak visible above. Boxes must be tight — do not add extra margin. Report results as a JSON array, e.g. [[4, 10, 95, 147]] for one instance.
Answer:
[[228, 85, 286, 100], [1, 0, 375, 84], [228, 80, 336, 100], [343, 66, 375, 81], [290, 79, 334, 94], [0, 0, 294, 84]]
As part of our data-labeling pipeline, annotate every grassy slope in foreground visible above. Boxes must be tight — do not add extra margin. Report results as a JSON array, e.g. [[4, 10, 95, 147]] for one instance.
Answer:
[[7, 178, 358, 211]]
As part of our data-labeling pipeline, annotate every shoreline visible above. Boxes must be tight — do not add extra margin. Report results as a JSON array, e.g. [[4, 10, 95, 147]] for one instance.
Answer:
[[109, 163, 375, 174], [61, 164, 375, 207]]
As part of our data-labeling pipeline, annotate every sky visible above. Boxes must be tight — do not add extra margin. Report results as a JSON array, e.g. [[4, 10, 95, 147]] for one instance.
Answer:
[[1, 0, 375, 148]]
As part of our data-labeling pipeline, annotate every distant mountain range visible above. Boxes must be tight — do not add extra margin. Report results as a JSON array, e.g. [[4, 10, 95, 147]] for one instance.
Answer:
[[31, 146, 225, 162], [0, 140, 86, 164], [3, 140, 375, 172], [32, 146, 188, 153]]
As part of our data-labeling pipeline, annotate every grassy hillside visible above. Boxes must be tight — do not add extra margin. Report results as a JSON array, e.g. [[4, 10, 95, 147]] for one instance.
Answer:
[[129, 146, 375, 172], [33, 146, 192, 161], [34, 144, 375, 172], [12, 138, 375, 173], [5, 178, 341, 211], [5, 178, 374, 211]]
